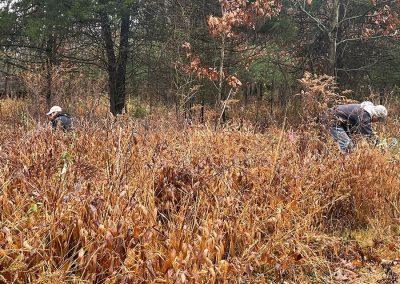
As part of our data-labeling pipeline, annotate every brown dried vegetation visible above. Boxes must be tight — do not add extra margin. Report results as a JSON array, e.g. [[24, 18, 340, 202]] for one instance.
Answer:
[[1, 95, 400, 283]]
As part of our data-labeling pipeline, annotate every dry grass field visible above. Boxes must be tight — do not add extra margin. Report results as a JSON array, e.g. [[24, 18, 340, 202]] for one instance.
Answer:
[[1, 98, 400, 283]]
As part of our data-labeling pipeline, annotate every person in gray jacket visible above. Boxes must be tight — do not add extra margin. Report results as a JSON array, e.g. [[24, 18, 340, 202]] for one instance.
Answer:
[[46, 106, 72, 131], [330, 101, 387, 153]]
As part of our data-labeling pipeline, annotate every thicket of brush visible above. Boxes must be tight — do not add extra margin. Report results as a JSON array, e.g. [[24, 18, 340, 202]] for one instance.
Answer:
[[1, 75, 400, 283]]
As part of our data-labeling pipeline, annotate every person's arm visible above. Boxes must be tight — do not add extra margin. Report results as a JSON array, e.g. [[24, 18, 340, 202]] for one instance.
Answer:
[[359, 113, 380, 145], [52, 117, 64, 130], [360, 121, 373, 137], [50, 119, 58, 130]]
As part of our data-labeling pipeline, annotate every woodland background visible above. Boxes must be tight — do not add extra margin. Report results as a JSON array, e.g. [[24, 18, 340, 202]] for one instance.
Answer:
[[0, 0, 399, 120]]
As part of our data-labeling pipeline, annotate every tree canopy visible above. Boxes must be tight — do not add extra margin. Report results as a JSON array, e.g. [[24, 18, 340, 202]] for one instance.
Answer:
[[0, 0, 399, 114]]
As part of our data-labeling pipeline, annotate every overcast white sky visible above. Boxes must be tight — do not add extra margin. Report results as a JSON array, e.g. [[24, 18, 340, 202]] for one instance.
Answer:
[[0, 0, 16, 10]]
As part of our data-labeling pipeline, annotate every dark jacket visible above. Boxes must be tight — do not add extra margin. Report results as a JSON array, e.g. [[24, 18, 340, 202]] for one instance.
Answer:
[[331, 104, 372, 137], [51, 113, 72, 131]]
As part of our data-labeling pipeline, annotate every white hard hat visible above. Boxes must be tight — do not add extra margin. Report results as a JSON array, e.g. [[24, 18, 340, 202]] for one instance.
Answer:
[[46, 106, 62, 116]]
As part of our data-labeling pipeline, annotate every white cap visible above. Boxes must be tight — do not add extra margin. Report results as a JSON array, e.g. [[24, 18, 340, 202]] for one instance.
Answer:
[[360, 101, 388, 119], [46, 106, 62, 116]]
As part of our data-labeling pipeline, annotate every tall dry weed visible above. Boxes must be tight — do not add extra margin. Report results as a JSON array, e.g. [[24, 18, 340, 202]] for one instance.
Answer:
[[1, 110, 400, 283]]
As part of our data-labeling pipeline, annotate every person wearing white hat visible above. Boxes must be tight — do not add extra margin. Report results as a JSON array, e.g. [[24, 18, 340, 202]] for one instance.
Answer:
[[330, 101, 388, 153], [46, 106, 72, 131]]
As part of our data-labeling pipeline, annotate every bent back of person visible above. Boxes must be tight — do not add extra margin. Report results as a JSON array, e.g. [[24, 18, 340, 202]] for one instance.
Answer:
[[46, 106, 73, 132], [51, 112, 72, 131], [329, 101, 387, 153]]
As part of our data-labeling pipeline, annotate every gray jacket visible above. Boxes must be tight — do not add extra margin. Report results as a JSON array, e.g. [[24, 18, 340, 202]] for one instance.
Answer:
[[51, 113, 72, 131], [331, 104, 373, 137]]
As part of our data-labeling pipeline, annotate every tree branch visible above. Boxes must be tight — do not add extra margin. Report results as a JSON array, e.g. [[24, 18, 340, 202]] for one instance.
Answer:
[[293, 0, 328, 33], [337, 34, 396, 46]]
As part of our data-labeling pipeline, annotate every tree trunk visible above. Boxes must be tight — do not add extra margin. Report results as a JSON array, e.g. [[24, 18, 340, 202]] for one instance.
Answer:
[[214, 33, 226, 128], [115, 10, 130, 114], [217, 35, 225, 105], [100, 7, 117, 115], [45, 62, 52, 108], [379, 87, 385, 105], [327, 0, 340, 76], [99, 2, 131, 116], [4, 63, 10, 98], [243, 83, 249, 106], [335, 2, 345, 73], [45, 35, 56, 108], [200, 99, 205, 124]]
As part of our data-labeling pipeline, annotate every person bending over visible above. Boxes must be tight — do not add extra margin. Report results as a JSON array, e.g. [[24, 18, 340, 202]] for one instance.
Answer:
[[330, 101, 387, 153], [46, 106, 72, 131]]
